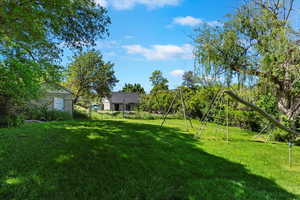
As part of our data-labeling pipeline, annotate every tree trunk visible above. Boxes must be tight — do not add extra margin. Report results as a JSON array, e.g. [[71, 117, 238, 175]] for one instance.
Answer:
[[277, 92, 300, 121], [73, 95, 79, 105], [0, 96, 10, 116], [276, 75, 300, 122]]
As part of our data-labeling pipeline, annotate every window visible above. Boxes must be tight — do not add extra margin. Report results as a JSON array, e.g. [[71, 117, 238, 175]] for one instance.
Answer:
[[54, 97, 64, 111]]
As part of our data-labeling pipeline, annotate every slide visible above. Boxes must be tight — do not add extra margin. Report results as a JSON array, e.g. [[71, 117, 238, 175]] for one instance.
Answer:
[[223, 90, 299, 136]]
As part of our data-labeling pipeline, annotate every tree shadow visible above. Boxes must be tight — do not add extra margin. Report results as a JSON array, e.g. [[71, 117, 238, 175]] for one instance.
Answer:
[[0, 120, 298, 200]]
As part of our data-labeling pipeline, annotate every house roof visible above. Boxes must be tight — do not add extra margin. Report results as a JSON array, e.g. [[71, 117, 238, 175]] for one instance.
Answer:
[[42, 82, 73, 95], [108, 92, 140, 104]]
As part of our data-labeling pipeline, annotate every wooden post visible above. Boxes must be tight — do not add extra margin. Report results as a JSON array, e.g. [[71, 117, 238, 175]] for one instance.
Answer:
[[289, 142, 292, 168], [226, 96, 229, 143], [180, 88, 188, 131], [123, 99, 125, 119], [160, 91, 178, 128], [181, 89, 194, 129], [88, 101, 92, 119]]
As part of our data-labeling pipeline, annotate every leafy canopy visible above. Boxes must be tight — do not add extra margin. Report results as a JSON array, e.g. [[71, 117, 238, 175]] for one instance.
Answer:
[[66, 51, 118, 104], [182, 71, 197, 89], [194, 0, 300, 119], [122, 83, 146, 94], [0, 0, 111, 108], [149, 70, 169, 92]]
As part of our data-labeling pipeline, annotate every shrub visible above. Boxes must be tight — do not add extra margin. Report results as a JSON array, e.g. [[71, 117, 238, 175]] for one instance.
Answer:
[[45, 110, 73, 121], [5, 114, 25, 127], [142, 114, 155, 120], [272, 131, 288, 142], [24, 105, 46, 120], [24, 105, 72, 121], [73, 110, 89, 120]]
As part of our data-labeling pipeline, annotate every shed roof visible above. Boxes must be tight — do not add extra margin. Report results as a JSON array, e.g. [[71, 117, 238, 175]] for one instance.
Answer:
[[42, 82, 73, 95], [109, 92, 140, 104]]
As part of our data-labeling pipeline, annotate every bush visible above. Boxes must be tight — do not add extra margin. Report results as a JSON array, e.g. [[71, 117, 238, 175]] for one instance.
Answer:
[[142, 113, 155, 120], [271, 128, 300, 145], [24, 105, 46, 120], [45, 110, 73, 121], [228, 110, 261, 132], [24, 105, 72, 121], [0, 115, 6, 127], [73, 110, 89, 120], [5, 114, 25, 127], [272, 130, 289, 142]]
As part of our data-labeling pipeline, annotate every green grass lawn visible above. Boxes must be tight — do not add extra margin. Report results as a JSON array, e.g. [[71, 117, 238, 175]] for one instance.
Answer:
[[0, 119, 299, 199]]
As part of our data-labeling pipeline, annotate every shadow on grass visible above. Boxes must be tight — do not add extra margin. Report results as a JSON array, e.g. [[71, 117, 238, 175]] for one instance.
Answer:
[[0, 120, 297, 200]]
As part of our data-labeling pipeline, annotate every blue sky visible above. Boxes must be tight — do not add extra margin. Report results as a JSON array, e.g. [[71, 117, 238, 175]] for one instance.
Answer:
[[63, 0, 240, 92]]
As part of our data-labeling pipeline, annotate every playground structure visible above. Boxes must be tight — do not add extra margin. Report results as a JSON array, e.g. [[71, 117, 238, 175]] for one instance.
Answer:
[[160, 88, 193, 131], [161, 89, 299, 168]]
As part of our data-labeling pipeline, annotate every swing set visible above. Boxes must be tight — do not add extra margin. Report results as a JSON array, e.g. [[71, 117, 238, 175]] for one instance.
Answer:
[[160, 89, 299, 168]]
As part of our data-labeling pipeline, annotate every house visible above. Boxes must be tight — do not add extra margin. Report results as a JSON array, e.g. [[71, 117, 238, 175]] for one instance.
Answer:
[[31, 83, 74, 115], [102, 92, 140, 111]]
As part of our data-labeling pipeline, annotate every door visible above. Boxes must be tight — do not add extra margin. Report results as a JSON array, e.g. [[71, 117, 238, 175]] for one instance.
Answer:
[[54, 97, 64, 111], [114, 104, 120, 111]]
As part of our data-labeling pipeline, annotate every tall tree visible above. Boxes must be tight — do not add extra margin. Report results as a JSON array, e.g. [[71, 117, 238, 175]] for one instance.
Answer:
[[122, 83, 145, 94], [149, 70, 169, 91], [0, 0, 110, 115], [66, 51, 118, 104], [182, 71, 197, 89], [93, 61, 119, 99], [194, 0, 300, 122]]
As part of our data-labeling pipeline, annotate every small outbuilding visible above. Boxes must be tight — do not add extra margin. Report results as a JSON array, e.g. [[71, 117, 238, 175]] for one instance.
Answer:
[[31, 83, 74, 115], [102, 92, 140, 111]]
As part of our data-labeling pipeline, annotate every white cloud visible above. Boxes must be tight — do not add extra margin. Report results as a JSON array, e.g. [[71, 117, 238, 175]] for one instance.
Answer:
[[173, 16, 223, 27], [94, 0, 108, 7], [103, 0, 181, 10], [96, 40, 118, 49], [173, 16, 203, 27], [170, 69, 185, 77], [122, 44, 193, 60]]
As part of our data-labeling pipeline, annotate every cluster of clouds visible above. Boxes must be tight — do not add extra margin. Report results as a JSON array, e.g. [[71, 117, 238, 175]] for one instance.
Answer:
[[122, 44, 193, 61], [173, 16, 222, 27], [92, 1, 223, 80], [170, 69, 185, 77], [95, 0, 180, 10]]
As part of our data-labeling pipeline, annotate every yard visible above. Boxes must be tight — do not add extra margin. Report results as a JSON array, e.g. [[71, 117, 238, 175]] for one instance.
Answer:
[[0, 119, 299, 199]]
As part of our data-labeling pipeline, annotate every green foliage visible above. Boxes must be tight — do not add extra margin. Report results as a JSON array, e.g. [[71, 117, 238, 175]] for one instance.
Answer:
[[194, 0, 300, 120], [121, 83, 145, 94], [4, 114, 25, 128], [73, 110, 89, 120], [256, 93, 278, 115], [182, 71, 197, 89], [272, 129, 289, 142], [149, 70, 169, 91], [93, 60, 119, 99], [65, 51, 118, 104], [228, 109, 261, 131], [0, 0, 110, 53], [24, 106, 72, 121], [45, 110, 73, 121], [140, 89, 175, 113], [139, 84, 280, 133], [0, 0, 111, 117]]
